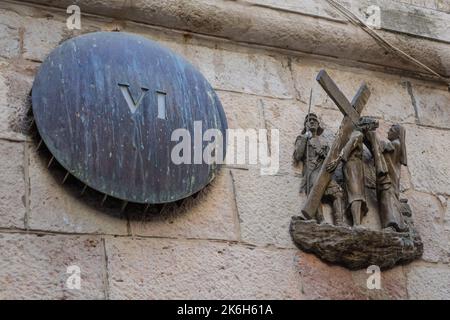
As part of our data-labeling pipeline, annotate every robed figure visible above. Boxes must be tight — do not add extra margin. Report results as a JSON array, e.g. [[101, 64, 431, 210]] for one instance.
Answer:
[[377, 124, 408, 231], [326, 118, 379, 226], [293, 113, 345, 225]]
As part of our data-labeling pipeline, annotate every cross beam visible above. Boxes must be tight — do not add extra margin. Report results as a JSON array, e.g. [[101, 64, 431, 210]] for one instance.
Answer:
[[301, 70, 371, 219], [316, 70, 360, 124]]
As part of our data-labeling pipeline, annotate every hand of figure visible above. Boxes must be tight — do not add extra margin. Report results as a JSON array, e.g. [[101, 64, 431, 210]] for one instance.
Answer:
[[326, 158, 340, 172]]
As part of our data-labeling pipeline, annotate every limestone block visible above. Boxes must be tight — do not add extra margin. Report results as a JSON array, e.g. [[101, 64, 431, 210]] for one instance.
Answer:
[[28, 145, 128, 235], [351, 265, 408, 300], [403, 0, 437, 9], [129, 169, 239, 241], [0, 233, 105, 299], [0, 13, 20, 59], [216, 91, 263, 130], [297, 251, 408, 299], [406, 190, 449, 263], [170, 42, 295, 98], [406, 263, 450, 299], [23, 16, 66, 62], [405, 125, 450, 195], [105, 237, 303, 299], [0, 60, 36, 140], [232, 168, 302, 248], [245, 0, 345, 21], [351, 0, 450, 42], [411, 82, 450, 129], [0, 140, 25, 228]]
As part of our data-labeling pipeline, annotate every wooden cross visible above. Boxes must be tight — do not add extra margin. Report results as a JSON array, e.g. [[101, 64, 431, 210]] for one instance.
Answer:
[[301, 70, 371, 219]]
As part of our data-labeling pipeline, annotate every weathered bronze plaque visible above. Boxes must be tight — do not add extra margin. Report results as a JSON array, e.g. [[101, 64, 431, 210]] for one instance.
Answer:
[[32, 32, 227, 204]]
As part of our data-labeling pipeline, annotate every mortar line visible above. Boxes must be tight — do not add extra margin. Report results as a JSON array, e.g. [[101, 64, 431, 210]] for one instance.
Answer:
[[287, 56, 302, 102], [0, 226, 298, 251], [258, 99, 271, 156], [405, 80, 420, 123], [405, 267, 410, 300], [214, 88, 295, 101], [18, 26, 24, 55], [0, 136, 31, 143], [23, 141, 30, 229], [101, 237, 110, 300], [229, 170, 242, 242]]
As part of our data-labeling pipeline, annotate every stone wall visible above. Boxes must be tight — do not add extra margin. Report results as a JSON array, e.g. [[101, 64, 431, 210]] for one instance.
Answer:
[[0, 0, 449, 299]]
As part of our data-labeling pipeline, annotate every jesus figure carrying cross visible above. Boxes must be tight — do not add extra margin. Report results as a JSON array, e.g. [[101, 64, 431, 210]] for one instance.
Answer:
[[300, 70, 371, 221]]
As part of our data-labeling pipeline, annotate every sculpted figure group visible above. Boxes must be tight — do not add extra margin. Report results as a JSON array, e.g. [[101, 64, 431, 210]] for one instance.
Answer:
[[294, 113, 409, 232], [290, 70, 423, 269]]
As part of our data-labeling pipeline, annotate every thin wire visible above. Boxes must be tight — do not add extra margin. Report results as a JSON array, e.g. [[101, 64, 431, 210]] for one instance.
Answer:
[[325, 0, 450, 88]]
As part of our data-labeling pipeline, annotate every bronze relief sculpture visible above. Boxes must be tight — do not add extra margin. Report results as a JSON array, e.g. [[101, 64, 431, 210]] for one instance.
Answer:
[[290, 70, 423, 270]]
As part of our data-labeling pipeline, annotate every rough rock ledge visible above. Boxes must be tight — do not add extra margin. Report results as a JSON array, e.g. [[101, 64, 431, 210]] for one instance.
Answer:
[[290, 216, 423, 270]]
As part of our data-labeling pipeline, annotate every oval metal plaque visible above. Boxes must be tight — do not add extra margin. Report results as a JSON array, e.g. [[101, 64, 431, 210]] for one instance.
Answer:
[[32, 32, 227, 204]]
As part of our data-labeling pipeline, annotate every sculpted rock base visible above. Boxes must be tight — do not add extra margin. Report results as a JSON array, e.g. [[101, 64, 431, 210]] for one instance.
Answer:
[[290, 216, 423, 270]]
